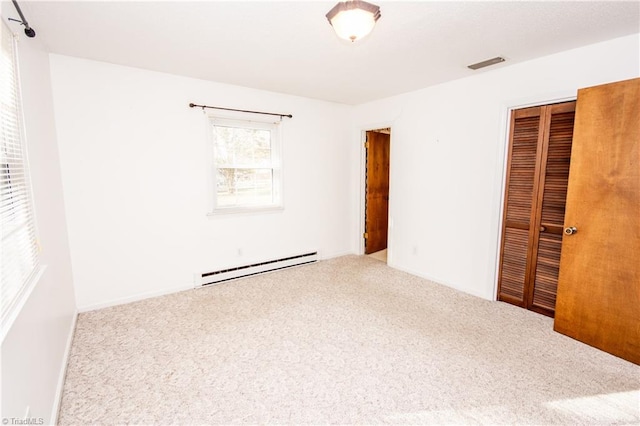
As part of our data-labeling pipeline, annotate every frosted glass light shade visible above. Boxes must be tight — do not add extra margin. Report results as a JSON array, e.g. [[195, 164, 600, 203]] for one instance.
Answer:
[[326, 1, 381, 42]]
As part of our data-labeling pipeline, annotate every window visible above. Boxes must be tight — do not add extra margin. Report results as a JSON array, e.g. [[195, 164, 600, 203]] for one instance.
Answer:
[[1, 22, 39, 324], [210, 117, 282, 213]]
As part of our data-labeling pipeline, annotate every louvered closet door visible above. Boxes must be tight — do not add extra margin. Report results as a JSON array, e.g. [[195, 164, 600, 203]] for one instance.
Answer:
[[498, 101, 576, 317], [528, 102, 576, 315], [498, 106, 542, 306]]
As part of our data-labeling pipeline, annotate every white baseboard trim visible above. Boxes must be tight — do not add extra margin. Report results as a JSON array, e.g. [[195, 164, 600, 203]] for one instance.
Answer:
[[77, 283, 193, 313], [50, 309, 78, 425], [320, 250, 358, 260], [388, 262, 490, 300]]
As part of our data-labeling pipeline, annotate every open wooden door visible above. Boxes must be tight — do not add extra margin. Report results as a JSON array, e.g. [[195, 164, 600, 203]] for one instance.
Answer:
[[554, 78, 640, 364], [365, 130, 390, 254]]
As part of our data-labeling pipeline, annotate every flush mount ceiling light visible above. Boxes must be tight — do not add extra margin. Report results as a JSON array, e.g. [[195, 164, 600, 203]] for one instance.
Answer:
[[326, 0, 381, 42]]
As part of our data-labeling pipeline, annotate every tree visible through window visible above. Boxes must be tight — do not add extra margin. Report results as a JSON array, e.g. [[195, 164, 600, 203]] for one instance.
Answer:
[[210, 118, 282, 212]]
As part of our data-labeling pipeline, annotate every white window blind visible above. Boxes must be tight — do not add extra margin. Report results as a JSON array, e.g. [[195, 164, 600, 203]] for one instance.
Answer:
[[0, 22, 39, 322]]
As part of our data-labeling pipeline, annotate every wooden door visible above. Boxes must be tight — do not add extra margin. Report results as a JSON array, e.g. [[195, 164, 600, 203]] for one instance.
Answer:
[[365, 131, 390, 254], [529, 102, 576, 315], [498, 101, 576, 317], [554, 78, 640, 364]]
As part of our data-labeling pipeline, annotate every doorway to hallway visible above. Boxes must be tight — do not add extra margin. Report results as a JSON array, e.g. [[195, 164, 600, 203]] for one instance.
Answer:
[[364, 128, 390, 257]]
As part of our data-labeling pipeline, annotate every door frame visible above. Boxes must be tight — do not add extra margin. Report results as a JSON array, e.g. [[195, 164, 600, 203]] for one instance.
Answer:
[[492, 93, 576, 301], [359, 124, 393, 258]]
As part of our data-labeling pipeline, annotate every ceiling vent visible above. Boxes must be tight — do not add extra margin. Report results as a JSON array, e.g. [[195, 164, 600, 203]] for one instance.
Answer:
[[467, 56, 506, 70]]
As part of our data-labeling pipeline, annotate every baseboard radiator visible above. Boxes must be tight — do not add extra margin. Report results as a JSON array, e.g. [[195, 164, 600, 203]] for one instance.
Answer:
[[198, 251, 318, 286]]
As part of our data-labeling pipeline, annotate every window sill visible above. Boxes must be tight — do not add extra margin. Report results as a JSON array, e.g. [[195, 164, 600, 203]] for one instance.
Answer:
[[0, 265, 47, 343], [208, 205, 284, 216]]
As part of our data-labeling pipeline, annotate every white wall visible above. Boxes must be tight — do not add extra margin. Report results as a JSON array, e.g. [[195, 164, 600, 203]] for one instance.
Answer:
[[0, 11, 77, 425], [49, 55, 355, 311], [49, 34, 640, 311], [352, 33, 640, 300]]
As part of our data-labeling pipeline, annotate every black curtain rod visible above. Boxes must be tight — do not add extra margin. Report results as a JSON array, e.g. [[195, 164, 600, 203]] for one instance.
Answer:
[[9, 0, 36, 38], [189, 103, 292, 119]]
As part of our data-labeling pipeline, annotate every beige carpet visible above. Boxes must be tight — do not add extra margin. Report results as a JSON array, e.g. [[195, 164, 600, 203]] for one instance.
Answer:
[[59, 255, 640, 425]]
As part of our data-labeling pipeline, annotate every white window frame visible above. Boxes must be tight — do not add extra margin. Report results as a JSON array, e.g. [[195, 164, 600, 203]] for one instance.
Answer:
[[1, 21, 41, 336], [208, 116, 283, 215]]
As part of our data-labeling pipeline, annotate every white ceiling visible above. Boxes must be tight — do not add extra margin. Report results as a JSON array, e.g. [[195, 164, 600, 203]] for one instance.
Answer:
[[15, 1, 640, 104]]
